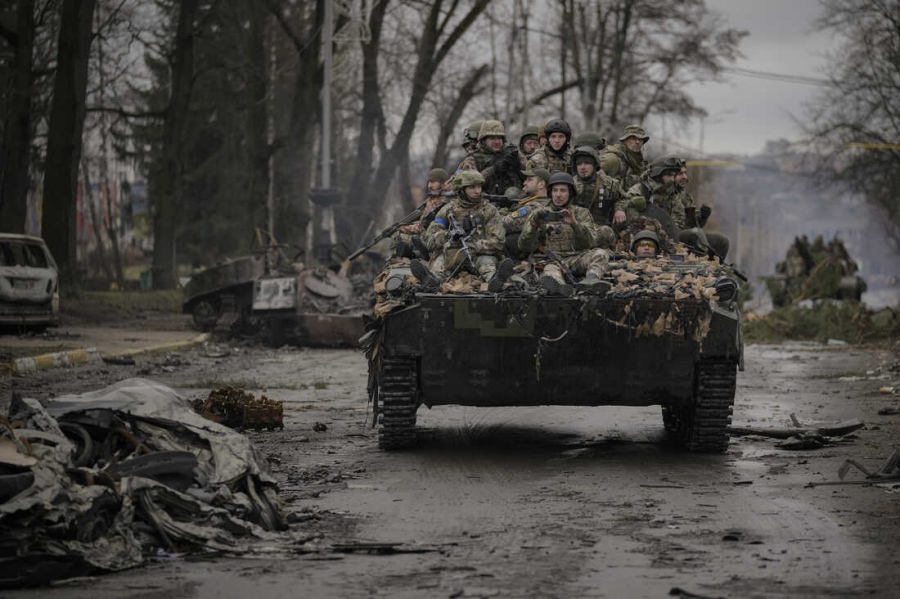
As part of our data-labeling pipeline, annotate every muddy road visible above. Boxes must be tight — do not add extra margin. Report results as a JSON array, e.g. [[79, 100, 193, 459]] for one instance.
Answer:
[[4, 340, 899, 599]]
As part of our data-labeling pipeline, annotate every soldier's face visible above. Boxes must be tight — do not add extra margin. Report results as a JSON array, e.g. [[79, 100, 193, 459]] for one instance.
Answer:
[[623, 137, 644, 153], [523, 175, 540, 195], [522, 137, 539, 154], [675, 167, 689, 188], [427, 180, 443, 193], [635, 240, 658, 257], [548, 132, 567, 151], [464, 184, 482, 200], [661, 172, 677, 186], [539, 135, 548, 147], [485, 136, 504, 151], [575, 160, 595, 179], [550, 184, 570, 207]]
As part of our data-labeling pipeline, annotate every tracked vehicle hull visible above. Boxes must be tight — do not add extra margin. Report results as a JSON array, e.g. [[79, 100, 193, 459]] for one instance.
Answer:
[[367, 268, 742, 452]]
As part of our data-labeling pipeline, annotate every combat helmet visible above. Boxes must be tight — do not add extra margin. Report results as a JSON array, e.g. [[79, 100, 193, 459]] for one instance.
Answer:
[[544, 118, 572, 142], [648, 154, 685, 180], [631, 230, 660, 252], [519, 125, 540, 152], [547, 171, 577, 202], [571, 146, 600, 168], [478, 120, 506, 142], [453, 169, 485, 192], [462, 120, 484, 149], [573, 131, 606, 150], [427, 168, 449, 183]]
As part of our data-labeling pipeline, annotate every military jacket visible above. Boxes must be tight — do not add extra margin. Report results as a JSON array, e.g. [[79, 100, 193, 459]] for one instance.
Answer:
[[573, 172, 628, 226], [502, 195, 550, 233], [518, 204, 606, 257], [528, 146, 572, 174], [600, 144, 645, 190], [423, 197, 506, 257], [626, 177, 686, 230]]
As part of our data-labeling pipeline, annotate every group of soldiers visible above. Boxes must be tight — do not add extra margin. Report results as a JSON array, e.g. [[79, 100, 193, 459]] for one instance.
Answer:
[[392, 118, 731, 296]]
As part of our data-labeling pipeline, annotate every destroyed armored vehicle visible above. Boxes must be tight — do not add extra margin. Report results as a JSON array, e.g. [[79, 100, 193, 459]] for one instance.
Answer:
[[765, 235, 866, 307], [182, 250, 368, 346], [363, 253, 743, 453]]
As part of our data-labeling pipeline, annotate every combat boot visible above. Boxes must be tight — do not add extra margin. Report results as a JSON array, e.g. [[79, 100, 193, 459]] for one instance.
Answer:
[[411, 236, 431, 260], [488, 258, 516, 293], [576, 274, 611, 295], [539, 274, 573, 297], [410, 259, 441, 291]]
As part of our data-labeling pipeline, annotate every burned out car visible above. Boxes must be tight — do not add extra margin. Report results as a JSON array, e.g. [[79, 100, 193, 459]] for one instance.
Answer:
[[0, 233, 59, 328], [362, 253, 743, 453]]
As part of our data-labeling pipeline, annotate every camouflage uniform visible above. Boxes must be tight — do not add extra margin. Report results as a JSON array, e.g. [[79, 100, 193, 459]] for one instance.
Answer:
[[600, 143, 645, 190], [626, 175, 686, 229], [518, 203, 613, 285], [528, 145, 572, 174], [423, 196, 505, 282], [574, 169, 628, 227]]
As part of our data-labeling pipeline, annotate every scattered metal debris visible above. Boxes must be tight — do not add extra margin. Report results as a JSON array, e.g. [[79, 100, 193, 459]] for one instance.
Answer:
[[0, 379, 290, 588], [838, 448, 900, 481], [727, 418, 864, 440], [190, 386, 284, 431]]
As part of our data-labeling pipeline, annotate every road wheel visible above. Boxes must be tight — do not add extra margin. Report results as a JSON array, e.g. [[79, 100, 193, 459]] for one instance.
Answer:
[[192, 300, 221, 331], [676, 360, 736, 453], [378, 356, 419, 450]]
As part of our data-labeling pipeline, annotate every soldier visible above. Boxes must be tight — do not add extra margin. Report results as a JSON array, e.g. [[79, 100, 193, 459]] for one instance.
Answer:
[[572, 131, 606, 156], [416, 170, 514, 293], [571, 146, 628, 227], [673, 163, 730, 260], [518, 125, 541, 165], [502, 167, 551, 259], [461, 120, 484, 155], [390, 169, 451, 259], [601, 124, 649, 190], [631, 230, 661, 258], [626, 155, 684, 224], [528, 118, 573, 174], [518, 172, 614, 295], [463, 119, 506, 172]]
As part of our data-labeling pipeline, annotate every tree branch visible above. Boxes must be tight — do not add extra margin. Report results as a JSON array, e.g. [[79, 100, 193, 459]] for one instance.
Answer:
[[86, 105, 164, 119]]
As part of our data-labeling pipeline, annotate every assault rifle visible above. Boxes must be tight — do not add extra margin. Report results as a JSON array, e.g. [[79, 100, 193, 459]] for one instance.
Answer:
[[347, 196, 449, 261], [483, 193, 520, 210], [445, 212, 477, 274], [540, 247, 577, 284]]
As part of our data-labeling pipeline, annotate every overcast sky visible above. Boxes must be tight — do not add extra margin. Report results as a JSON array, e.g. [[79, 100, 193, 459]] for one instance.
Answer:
[[659, 0, 835, 157]]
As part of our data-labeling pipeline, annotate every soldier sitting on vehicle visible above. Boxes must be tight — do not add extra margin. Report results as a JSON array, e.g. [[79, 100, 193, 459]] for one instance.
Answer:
[[501, 166, 551, 259], [601, 124, 649, 190], [527, 118, 574, 174], [673, 161, 730, 261], [571, 145, 628, 228], [414, 170, 515, 293], [518, 125, 541, 166], [518, 172, 614, 295], [392, 168, 451, 259]]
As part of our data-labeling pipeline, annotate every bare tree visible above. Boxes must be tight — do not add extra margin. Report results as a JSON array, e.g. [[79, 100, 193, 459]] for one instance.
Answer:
[[803, 0, 900, 250], [42, 0, 96, 287]]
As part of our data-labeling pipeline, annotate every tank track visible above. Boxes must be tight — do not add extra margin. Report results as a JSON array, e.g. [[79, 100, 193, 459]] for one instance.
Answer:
[[378, 356, 419, 450], [676, 360, 736, 453]]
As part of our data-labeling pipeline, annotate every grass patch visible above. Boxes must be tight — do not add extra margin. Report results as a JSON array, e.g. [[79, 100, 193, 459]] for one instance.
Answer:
[[743, 302, 899, 344]]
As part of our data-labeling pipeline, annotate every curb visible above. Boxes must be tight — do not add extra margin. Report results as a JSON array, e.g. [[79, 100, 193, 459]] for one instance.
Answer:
[[5, 333, 210, 375]]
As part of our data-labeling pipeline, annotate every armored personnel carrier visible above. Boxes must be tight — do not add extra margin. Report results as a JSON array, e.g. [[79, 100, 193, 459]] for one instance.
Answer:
[[765, 235, 866, 307], [362, 253, 743, 453]]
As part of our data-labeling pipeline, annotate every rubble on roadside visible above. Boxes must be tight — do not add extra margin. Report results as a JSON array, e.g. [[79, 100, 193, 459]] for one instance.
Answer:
[[0, 378, 293, 589]]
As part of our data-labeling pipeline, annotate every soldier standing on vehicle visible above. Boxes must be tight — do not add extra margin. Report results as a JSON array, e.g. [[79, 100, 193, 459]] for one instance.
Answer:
[[416, 170, 514, 293], [673, 163, 730, 260], [528, 118, 573, 174], [601, 124, 649, 190], [571, 146, 628, 227], [518, 172, 614, 295]]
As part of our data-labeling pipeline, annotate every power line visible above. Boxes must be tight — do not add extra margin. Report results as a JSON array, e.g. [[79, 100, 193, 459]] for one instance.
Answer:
[[723, 67, 830, 87]]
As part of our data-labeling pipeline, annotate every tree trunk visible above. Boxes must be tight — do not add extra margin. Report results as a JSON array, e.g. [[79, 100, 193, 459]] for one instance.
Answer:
[[246, 1, 269, 240], [151, 0, 198, 290], [80, 159, 114, 281], [42, 0, 96, 291], [0, 0, 35, 233], [431, 64, 488, 169]]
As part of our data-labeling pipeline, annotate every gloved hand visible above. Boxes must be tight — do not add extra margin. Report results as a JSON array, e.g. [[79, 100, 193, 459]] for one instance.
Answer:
[[628, 196, 647, 212], [700, 205, 712, 220]]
